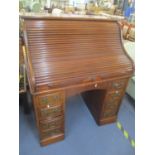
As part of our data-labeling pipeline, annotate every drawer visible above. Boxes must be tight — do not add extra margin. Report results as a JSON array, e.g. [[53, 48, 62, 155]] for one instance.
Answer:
[[103, 109, 117, 118], [104, 98, 120, 114], [105, 99, 120, 109], [110, 79, 128, 90], [106, 90, 123, 100], [38, 105, 63, 119], [40, 128, 64, 140], [102, 90, 123, 118], [104, 90, 123, 110], [38, 92, 65, 108], [39, 116, 64, 131]]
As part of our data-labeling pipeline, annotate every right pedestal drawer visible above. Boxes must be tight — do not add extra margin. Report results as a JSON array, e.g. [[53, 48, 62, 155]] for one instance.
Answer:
[[102, 89, 125, 118]]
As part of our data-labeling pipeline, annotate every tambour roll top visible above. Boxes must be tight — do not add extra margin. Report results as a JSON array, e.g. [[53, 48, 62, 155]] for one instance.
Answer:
[[21, 15, 134, 93]]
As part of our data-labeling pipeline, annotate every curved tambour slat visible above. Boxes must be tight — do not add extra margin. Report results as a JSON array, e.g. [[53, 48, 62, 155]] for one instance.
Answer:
[[22, 17, 133, 92]]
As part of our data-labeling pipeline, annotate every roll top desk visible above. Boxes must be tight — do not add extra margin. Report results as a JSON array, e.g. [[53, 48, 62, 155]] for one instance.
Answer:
[[21, 15, 134, 146]]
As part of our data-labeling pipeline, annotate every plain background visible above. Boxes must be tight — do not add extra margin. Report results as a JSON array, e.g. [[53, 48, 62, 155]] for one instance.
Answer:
[[0, 0, 155, 155]]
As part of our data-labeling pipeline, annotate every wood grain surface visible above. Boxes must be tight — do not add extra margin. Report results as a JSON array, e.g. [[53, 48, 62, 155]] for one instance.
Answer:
[[22, 16, 134, 93]]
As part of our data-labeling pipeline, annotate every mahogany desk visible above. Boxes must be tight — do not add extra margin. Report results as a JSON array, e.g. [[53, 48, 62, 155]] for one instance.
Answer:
[[21, 15, 134, 146]]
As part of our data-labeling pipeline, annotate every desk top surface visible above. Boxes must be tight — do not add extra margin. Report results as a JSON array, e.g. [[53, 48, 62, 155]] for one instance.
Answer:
[[20, 12, 124, 21]]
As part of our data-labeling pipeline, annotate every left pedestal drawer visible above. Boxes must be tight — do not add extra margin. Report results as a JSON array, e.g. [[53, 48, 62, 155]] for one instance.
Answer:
[[39, 116, 64, 131]]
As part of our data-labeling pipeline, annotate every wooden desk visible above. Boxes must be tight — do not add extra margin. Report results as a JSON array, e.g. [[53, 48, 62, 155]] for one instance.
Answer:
[[21, 15, 134, 146]]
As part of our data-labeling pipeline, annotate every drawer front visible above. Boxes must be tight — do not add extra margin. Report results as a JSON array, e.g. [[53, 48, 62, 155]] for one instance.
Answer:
[[103, 100, 120, 118], [103, 109, 118, 117], [38, 105, 63, 119], [40, 128, 64, 140], [103, 90, 124, 118], [38, 92, 65, 108], [39, 116, 64, 131], [107, 90, 123, 100], [110, 79, 128, 90], [105, 98, 120, 108]]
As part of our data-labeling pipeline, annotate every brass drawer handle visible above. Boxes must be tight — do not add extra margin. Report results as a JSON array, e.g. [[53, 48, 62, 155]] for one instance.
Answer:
[[112, 82, 124, 89], [115, 91, 121, 96], [111, 91, 121, 97]]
